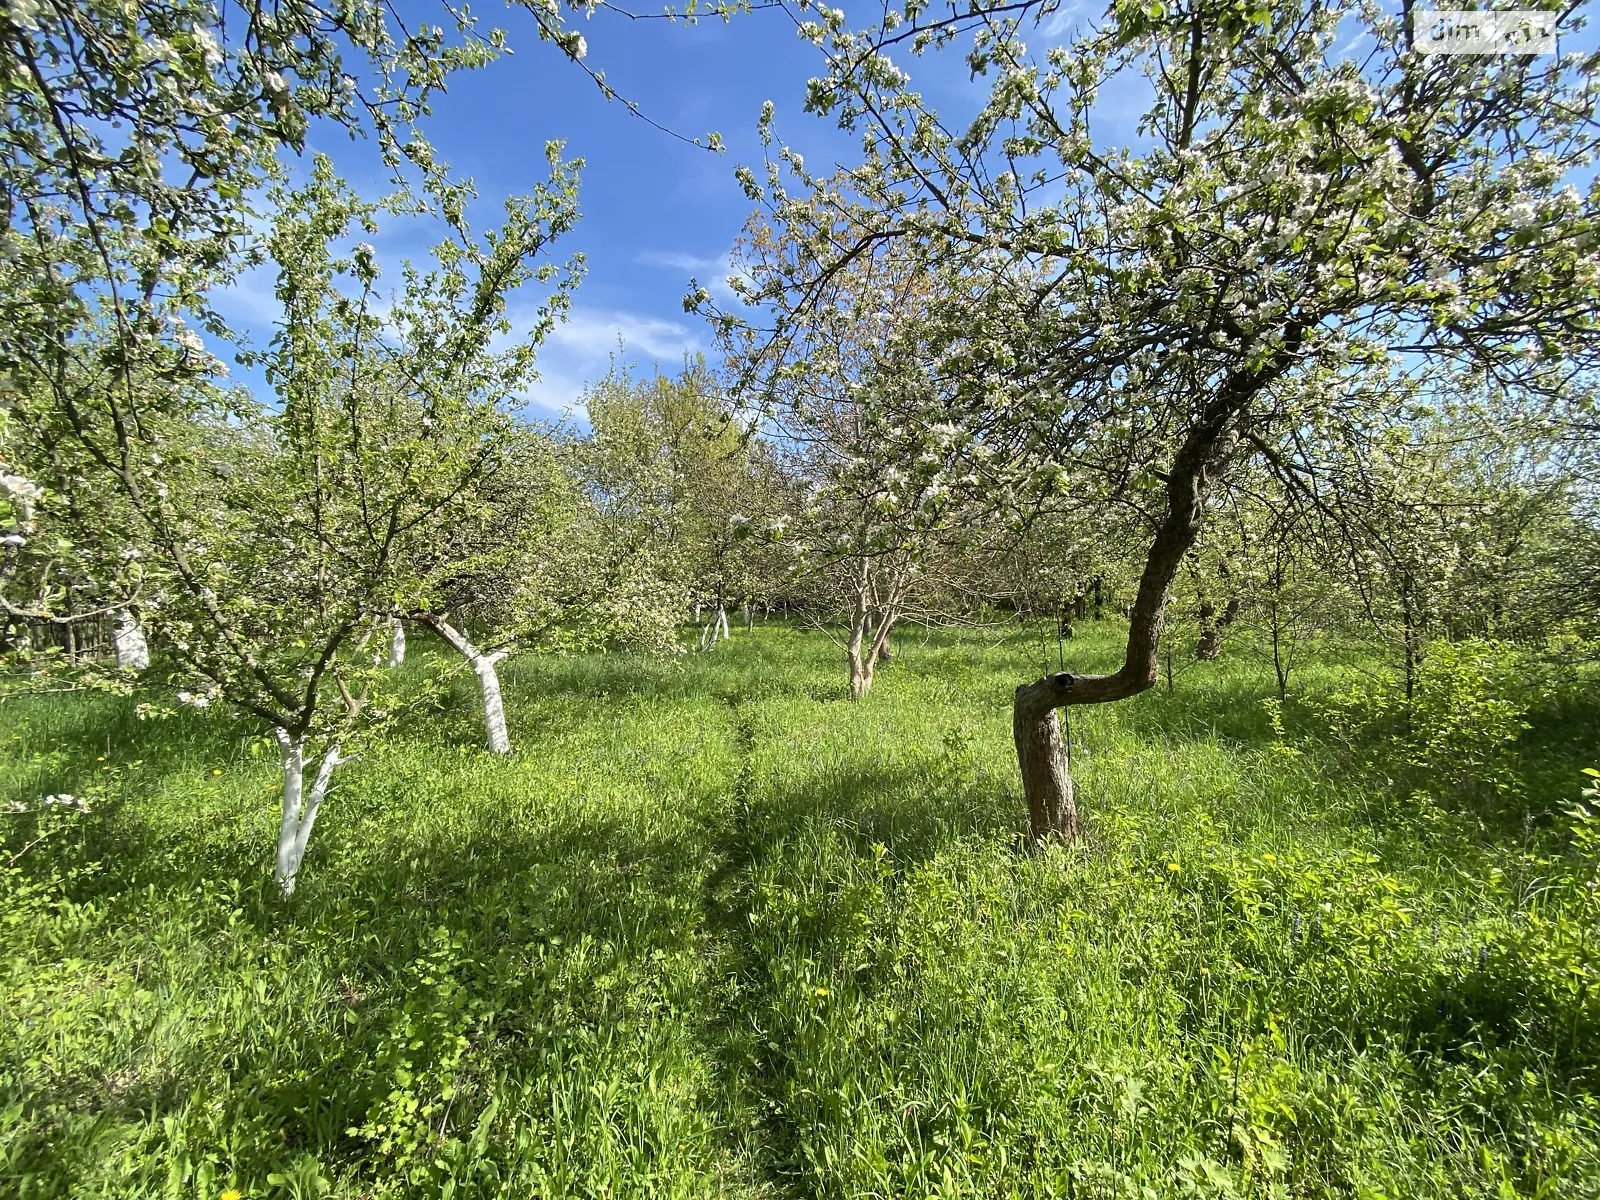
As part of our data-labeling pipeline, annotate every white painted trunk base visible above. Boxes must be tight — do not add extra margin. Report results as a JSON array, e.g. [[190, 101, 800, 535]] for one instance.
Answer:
[[474, 652, 512, 753], [114, 610, 149, 670], [387, 618, 406, 667], [275, 731, 342, 897], [426, 616, 513, 752]]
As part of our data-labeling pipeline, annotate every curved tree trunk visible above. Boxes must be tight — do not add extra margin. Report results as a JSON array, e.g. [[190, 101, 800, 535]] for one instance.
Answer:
[[420, 615, 513, 753], [1013, 350, 1295, 840]]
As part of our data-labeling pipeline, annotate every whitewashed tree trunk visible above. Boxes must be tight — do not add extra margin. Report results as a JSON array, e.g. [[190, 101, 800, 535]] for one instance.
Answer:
[[716, 605, 730, 640], [387, 618, 406, 667], [274, 730, 342, 897], [742, 601, 752, 630], [693, 601, 703, 623], [424, 616, 513, 753], [114, 609, 149, 670], [473, 651, 512, 753]]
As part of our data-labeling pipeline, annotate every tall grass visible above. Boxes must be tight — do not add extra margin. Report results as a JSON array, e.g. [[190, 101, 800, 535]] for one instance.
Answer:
[[2, 622, 1597, 1197]]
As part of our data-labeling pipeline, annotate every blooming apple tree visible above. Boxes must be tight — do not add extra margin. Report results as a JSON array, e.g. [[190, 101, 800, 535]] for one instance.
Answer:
[[713, 0, 1600, 838]]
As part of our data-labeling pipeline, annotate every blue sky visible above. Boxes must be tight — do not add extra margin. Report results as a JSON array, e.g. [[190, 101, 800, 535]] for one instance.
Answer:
[[210, 1, 1596, 422], [215, 2, 955, 420]]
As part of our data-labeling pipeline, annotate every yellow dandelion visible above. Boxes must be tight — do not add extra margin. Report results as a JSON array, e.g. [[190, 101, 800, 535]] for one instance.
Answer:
[[814, 986, 828, 997], [221, 1190, 242, 1200], [1262, 853, 1277, 863], [212, 768, 223, 776], [1199, 967, 1210, 976], [1166, 862, 1180, 873]]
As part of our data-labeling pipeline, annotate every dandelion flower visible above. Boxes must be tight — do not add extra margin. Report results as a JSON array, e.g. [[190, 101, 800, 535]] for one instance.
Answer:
[[1166, 862, 1180, 872], [1263, 853, 1277, 863], [813, 986, 828, 997], [212, 768, 222, 776], [221, 1190, 242, 1200]]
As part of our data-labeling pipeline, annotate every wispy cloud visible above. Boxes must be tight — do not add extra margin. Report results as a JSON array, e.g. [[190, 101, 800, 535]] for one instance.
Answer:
[[548, 306, 704, 359], [515, 304, 709, 419], [636, 247, 748, 302], [637, 249, 728, 275], [1039, 0, 1089, 39]]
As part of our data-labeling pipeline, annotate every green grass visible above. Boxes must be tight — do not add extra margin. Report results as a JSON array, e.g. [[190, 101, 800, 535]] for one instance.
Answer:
[[3, 622, 1598, 1198]]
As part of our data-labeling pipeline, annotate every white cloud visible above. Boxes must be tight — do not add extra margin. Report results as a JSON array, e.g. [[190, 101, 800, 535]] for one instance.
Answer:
[[637, 247, 748, 302], [1039, 0, 1088, 39], [513, 304, 709, 421], [209, 263, 281, 332], [547, 306, 703, 360], [637, 249, 728, 275]]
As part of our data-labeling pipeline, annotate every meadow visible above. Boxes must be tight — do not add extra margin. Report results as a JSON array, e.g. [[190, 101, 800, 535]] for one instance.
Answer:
[[2, 621, 1598, 1199]]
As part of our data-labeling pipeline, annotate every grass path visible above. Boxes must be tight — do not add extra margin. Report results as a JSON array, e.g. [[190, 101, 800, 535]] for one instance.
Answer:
[[2, 623, 1598, 1197]]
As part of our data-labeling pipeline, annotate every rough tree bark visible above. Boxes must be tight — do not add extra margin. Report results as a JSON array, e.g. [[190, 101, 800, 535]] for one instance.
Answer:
[[113, 608, 149, 670], [274, 730, 343, 897], [419, 615, 513, 753], [1012, 360, 1284, 841]]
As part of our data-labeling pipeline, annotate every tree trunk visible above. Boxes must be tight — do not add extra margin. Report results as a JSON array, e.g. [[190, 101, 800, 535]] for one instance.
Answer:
[[274, 730, 342, 897], [1010, 346, 1294, 841], [693, 601, 703, 623], [387, 618, 406, 667], [868, 613, 896, 670], [420, 615, 513, 753], [1091, 576, 1104, 620], [847, 602, 873, 698], [716, 605, 730, 640], [1196, 561, 1240, 660], [1271, 600, 1289, 701], [742, 601, 752, 630], [113, 609, 149, 670], [1013, 699, 1076, 840]]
